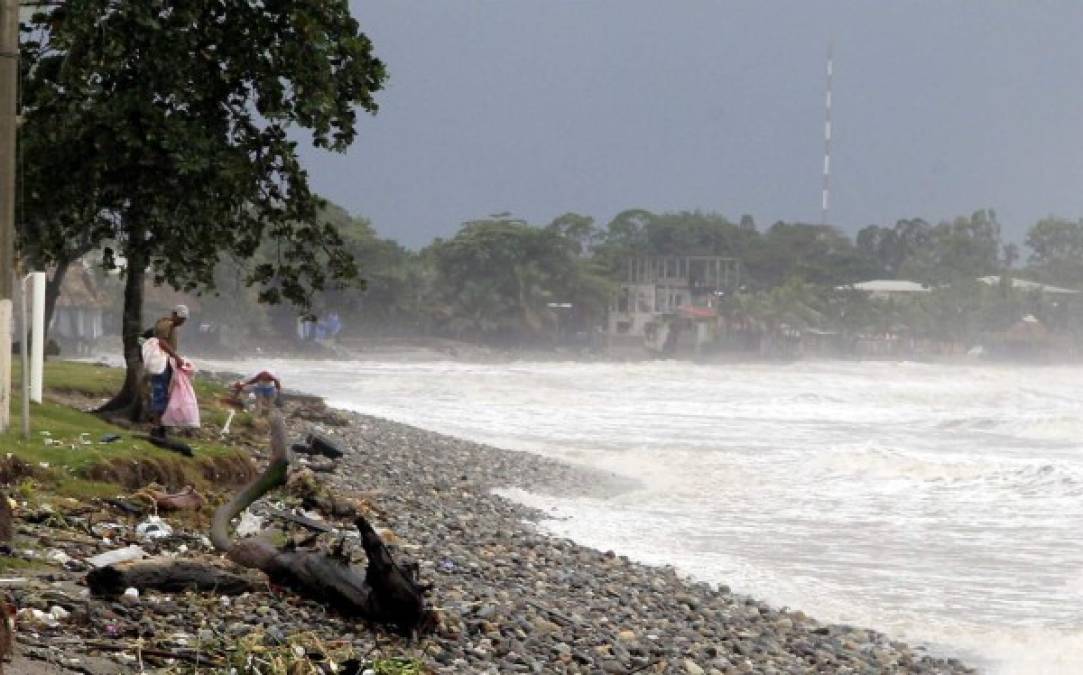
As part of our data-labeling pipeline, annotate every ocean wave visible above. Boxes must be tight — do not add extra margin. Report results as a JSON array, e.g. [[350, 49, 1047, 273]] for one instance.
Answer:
[[810, 444, 1082, 491]]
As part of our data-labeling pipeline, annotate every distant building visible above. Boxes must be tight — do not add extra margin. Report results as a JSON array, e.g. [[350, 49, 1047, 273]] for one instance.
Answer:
[[607, 256, 739, 355], [977, 276, 1079, 295], [841, 279, 930, 300], [52, 262, 110, 354]]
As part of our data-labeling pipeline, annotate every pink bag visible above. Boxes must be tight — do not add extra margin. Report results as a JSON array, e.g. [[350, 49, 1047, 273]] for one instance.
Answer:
[[162, 359, 201, 428]]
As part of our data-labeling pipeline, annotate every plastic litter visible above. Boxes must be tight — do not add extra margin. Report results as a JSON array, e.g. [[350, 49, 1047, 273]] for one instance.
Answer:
[[234, 511, 264, 538], [135, 516, 174, 540], [87, 545, 147, 569], [18, 607, 58, 627], [142, 337, 168, 375], [123, 587, 139, 600]]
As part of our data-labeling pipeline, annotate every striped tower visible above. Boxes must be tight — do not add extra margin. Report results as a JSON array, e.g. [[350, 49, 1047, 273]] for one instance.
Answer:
[[822, 42, 833, 227]]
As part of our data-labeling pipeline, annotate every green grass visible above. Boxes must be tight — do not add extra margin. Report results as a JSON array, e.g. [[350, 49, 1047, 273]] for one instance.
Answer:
[[1, 360, 252, 493], [38, 360, 125, 397], [41, 359, 235, 403], [0, 556, 47, 574], [372, 658, 427, 675]]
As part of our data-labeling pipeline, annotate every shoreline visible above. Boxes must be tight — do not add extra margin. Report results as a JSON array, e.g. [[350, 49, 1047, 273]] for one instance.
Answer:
[[53, 356, 980, 672], [74, 330, 1083, 368], [293, 401, 977, 673]]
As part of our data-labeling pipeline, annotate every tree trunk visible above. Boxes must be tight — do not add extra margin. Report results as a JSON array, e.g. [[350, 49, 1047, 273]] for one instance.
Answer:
[[97, 242, 147, 419]]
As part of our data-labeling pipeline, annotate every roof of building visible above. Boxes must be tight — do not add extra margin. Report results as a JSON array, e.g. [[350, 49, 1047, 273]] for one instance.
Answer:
[[1003, 314, 1051, 342], [977, 276, 1079, 295], [677, 305, 717, 319], [846, 280, 930, 293], [55, 264, 109, 308]]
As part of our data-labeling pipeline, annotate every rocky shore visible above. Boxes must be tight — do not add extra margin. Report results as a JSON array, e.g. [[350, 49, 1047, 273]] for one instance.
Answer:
[[7, 394, 977, 674], [304, 410, 975, 675]]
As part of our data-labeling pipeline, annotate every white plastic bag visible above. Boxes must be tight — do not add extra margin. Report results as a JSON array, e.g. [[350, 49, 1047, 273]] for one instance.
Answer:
[[141, 337, 168, 375]]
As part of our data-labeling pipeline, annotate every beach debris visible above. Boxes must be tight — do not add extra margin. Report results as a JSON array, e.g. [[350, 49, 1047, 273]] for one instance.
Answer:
[[49, 606, 70, 622], [136, 433, 194, 457], [267, 508, 334, 534], [284, 393, 350, 427], [135, 516, 173, 541], [211, 412, 435, 635], [302, 432, 345, 459], [86, 559, 258, 598], [18, 608, 59, 627], [134, 485, 206, 512], [287, 468, 362, 518], [234, 511, 263, 538], [103, 497, 146, 515], [220, 408, 236, 437], [99, 433, 121, 444], [0, 490, 11, 546], [303, 457, 337, 473], [87, 545, 148, 569]]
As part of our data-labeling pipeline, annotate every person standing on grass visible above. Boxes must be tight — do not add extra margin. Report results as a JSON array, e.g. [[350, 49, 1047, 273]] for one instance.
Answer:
[[143, 304, 189, 437]]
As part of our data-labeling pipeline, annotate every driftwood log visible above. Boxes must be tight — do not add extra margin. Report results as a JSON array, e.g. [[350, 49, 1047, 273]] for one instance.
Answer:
[[136, 434, 195, 457], [211, 413, 435, 635], [86, 559, 257, 597]]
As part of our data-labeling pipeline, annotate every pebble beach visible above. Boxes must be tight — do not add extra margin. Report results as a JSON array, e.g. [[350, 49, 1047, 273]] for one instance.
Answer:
[[301, 405, 977, 674], [9, 392, 978, 674]]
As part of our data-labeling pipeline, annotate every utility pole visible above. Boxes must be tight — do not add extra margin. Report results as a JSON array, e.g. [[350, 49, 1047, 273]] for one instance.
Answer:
[[821, 41, 833, 228], [0, 0, 16, 433]]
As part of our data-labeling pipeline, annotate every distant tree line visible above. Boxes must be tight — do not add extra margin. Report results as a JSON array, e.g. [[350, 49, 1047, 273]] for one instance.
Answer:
[[233, 205, 1083, 350]]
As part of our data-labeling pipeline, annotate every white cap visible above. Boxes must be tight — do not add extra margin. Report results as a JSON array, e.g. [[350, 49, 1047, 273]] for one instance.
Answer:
[[173, 304, 190, 319]]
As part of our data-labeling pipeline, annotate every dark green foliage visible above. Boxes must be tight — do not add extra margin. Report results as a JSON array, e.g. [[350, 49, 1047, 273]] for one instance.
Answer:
[[1025, 217, 1083, 290], [17, 1, 386, 407], [421, 214, 612, 344], [19, 0, 387, 305], [19, 0, 386, 309]]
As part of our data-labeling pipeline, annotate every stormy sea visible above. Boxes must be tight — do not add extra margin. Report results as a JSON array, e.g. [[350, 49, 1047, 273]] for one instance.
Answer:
[[209, 358, 1083, 673]]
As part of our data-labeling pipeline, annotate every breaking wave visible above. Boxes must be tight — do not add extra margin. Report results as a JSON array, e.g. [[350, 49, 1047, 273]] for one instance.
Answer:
[[203, 357, 1083, 674]]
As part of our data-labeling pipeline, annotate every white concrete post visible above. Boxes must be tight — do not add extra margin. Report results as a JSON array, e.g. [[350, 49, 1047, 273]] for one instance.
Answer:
[[0, 298, 9, 431], [18, 274, 27, 438], [29, 271, 44, 403]]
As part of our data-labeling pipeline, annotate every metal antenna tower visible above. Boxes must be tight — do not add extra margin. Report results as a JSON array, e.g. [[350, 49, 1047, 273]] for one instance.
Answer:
[[821, 42, 833, 227]]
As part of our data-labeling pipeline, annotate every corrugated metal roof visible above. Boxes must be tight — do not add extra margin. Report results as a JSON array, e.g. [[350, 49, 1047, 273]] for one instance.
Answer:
[[977, 276, 1079, 295], [848, 280, 930, 293]]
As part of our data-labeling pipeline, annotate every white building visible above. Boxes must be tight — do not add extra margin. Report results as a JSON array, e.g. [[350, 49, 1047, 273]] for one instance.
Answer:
[[608, 256, 740, 338]]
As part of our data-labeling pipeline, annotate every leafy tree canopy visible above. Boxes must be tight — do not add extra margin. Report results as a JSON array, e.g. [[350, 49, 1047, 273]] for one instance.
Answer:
[[19, 0, 387, 308]]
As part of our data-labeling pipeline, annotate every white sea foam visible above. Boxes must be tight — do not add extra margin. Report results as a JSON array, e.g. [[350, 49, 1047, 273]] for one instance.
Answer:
[[203, 357, 1083, 673]]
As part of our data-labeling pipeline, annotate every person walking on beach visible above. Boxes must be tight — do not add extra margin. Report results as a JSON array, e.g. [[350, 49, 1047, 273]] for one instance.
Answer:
[[144, 304, 189, 437]]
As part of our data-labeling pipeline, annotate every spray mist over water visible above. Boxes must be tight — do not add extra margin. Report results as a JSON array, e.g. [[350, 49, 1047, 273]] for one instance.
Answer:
[[207, 358, 1083, 673]]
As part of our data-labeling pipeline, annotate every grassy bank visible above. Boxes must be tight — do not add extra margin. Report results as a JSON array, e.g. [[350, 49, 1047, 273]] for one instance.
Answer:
[[1, 360, 256, 499]]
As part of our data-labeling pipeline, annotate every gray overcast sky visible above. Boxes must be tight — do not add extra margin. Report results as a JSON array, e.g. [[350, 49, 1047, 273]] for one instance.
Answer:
[[298, 1, 1083, 248]]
